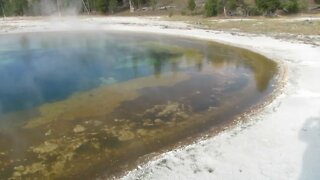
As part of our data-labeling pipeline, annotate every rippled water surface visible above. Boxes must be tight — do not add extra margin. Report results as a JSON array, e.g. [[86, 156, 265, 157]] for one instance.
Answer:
[[0, 32, 277, 179]]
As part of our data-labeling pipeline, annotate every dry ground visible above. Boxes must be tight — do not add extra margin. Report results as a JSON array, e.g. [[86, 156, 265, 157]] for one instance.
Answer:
[[162, 14, 320, 35], [161, 14, 320, 45]]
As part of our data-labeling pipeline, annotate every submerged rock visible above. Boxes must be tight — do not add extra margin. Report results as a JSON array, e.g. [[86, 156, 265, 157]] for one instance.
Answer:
[[142, 119, 154, 127], [91, 142, 101, 150], [154, 119, 164, 124], [85, 120, 103, 126], [32, 141, 58, 154], [45, 130, 52, 136], [118, 130, 135, 141], [143, 101, 192, 122], [73, 125, 86, 133], [14, 165, 25, 171], [12, 162, 46, 177], [137, 129, 148, 136], [93, 120, 103, 126]]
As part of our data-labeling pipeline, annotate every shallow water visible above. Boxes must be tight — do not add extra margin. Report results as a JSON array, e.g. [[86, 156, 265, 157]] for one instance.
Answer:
[[0, 31, 277, 179]]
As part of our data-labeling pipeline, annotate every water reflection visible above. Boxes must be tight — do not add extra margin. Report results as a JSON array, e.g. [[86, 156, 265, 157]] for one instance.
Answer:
[[0, 32, 277, 179]]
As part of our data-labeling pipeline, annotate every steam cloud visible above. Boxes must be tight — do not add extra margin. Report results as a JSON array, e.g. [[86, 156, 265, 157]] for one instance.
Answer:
[[30, 0, 83, 16]]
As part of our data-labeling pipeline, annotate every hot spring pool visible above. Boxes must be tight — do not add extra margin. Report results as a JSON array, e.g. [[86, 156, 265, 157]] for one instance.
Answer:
[[0, 31, 278, 179]]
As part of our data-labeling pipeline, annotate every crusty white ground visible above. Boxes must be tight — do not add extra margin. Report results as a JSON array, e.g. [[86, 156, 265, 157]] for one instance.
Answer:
[[1, 16, 319, 180]]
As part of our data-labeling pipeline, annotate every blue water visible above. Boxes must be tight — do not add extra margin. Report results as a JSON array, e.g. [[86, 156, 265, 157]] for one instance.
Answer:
[[0, 32, 192, 114]]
